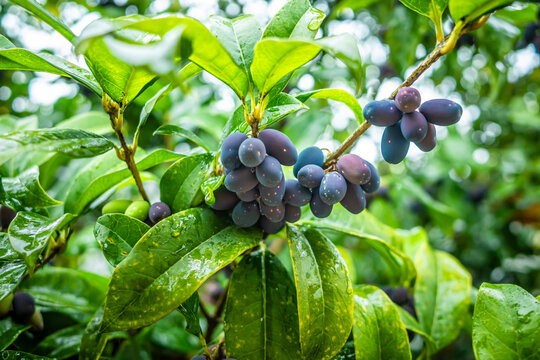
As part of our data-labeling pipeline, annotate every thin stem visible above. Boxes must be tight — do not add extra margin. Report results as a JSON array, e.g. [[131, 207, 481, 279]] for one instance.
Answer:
[[323, 121, 371, 167]]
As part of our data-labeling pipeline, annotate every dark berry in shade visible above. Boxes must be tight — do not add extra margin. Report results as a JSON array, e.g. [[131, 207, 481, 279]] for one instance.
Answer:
[[284, 204, 302, 223], [419, 99, 463, 126], [149, 202, 172, 224], [361, 161, 380, 194], [12, 292, 35, 323], [257, 129, 298, 166], [391, 287, 409, 305], [400, 111, 428, 142], [236, 187, 258, 202], [319, 172, 347, 205], [381, 122, 410, 164], [259, 216, 286, 234], [415, 123, 437, 152], [211, 187, 239, 211], [256, 156, 283, 187], [284, 179, 312, 207], [231, 201, 260, 228], [402, 303, 417, 318], [395, 87, 421, 113], [220, 132, 248, 170], [293, 146, 324, 177], [337, 154, 371, 185], [310, 188, 333, 218], [297, 164, 325, 189], [0, 206, 16, 230], [224, 167, 258, 193], [340, 182, 366, 214], [191, 357, 207, 360], [381, 286, 394, 297], [259, 202, 285, 223], [259, 177, 286, 206], [238, 138, 266, 167], [363, 99, 402, 127]]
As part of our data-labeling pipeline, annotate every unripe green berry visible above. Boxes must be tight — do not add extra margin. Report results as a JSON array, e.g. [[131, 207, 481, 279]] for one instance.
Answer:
[[124, 200, 150, 221], [102, 200, 132, 215], [0, 293, 13, 317]]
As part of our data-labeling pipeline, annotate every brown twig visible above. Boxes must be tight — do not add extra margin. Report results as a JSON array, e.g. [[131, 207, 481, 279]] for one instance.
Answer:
[[205, 282, 229, 343]]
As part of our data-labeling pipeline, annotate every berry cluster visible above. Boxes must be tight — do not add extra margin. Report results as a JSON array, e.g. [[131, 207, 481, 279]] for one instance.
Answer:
[[0, 292, 43, 331], [363, 86, 463, 164], [102, 199, 171, 226], [212, 129, 380, 234]]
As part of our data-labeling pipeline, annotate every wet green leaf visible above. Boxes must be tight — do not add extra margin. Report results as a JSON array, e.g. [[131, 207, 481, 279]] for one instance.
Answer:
[[449, 0, 515, 23], [101, 208, 261, 331], [316, 35, 363, 89], [398, 0, 447, 37], [330, 340, 355, 360], [80, 306, 128, 360], [0, 129, 114, 166], [0, 167, 61, 211], [0, 351, 53, 359], [154, 124, 211, 152], [178, 292, 202, 336], [353, 285, 411, 360], [94, 214, 150, 267], [224, 248, 301, 360], [138, 84, 173, 140], [201, 175, 225, 206], [296, 89, 363, 123], [0, 233, 27, 301], [54, 112, 113, 135], [35, 324, 85, 359], [160, 153, 213, 213], [396, 306, 437, 353], [8, 212, 74, 270], [287, 225, 354, 360], [0, 317, 30, 351], [260, 93, 307, 128], [263, 0, 325, 40], [472, 283, 540, 360]]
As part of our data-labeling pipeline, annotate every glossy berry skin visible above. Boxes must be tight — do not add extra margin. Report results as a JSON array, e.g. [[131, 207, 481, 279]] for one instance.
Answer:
[[259, 216, 285, 234], [284, 179, 312, 207], [220, 132, 248, 170], [259, 178, 286, 206], [297, 164, 325, 189], [12, 292, 35, 323], [319, 172, 347, 205], [415, 123, 437, 152], [381, 122, 410, 164], [395, 87, 421, 113], [340, 182, 366, 214], [256, 156, 283, 187], [259, 202, 285, 223], [293, 146, 324, 177], [125, 200, 150, 221], [236, 187, 258, 202], [284, 204, 301, 223], [224, 167, 258, 193], [363, 99, 402, 127], [361, 161, 380, 194], [231, 201, 260, 228], [0, 206, 17, 230], [258, 129, 298, 166], [419, 99, 463, 126], [391, 287, 409, 305], [149, 202, 171, 224], [400, 111, 428, 142], [102, 200, 131, 215], [238, 138, 266, 167], [211, 187, 239, 211], [337, 154, 371, 185], [310, 188, 333, 218]]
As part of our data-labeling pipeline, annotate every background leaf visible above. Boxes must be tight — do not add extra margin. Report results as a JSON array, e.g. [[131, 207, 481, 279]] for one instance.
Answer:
[[177, 292, 202, 336], [0, 233, 27, 301], [449, 0, 515, 23], [0, 317, 30, 351], [154, 124, 211, 152], [296, 89, 363, 123], [262, 0, 325, 40], [34, 324, 86, 359], [0, 167, 61, 211]]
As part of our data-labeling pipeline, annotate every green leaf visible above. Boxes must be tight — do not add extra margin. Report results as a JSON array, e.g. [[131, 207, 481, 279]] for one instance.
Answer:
[[35, 324, 85, 359], [251, 39, 321, 96], [201, 175, 225, 206], [20, 267, 108, 322], [353, 285, 412, 360], [0, 233, 27, 301], [472, 283, 540, 360], [396, 306, 437, 353], [224, 248, 301, 360], [210, 15, 262, 78], [287, 225, 354, 360], [101, 208, 261, 331], [449, 0, 515, 23], [137, 84, 173, 140], [93, 214, 150, 267], [263, 0, 325, 40], [398, 0, 447, 38], [55, 111, 113, 135], [80, 306, 128, 360], [330, 340, 355, 360], [160, 153, 213, 213], [0, 351, 53, 359], [0, 35, 101, 96], [64, 149, 182, 215], [296, 89, 364, 123], [0, 167, 61, 211], [154, 124, 212, 152], [413, 243, 471, 352], [260, 93, 308, 128], [0, 129, 114, 166], [8, 212, 74, 270], [178, 292, 202, 336], [0, 316, 30, 350], [316, 35, 363, 89], [8, 0, 75, 43]]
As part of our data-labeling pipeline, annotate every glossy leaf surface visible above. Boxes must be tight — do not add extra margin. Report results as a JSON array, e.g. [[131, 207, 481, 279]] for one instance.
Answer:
[[0, 167, 61, 211]]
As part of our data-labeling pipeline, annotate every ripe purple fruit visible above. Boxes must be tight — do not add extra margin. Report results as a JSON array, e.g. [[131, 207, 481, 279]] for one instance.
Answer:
[[224, 167, 258, 193], [400, 111, 428, 142], [361, 161, 380, 194], [149, 202, 172, 224], [363, 99, 402, 127], [211, 187, 239, 211], [236, 187, 258, 202], [220, 132, 248, 170], [231, 201, 260, 228], [419, 99, 463, 126], [256, 156, 283, 187], [415, 123, 436, 152], [12, 292, 35, 323], [238, 138, 266, 167], [337, 154, 371, 185], [259, 202, 285, 223], [259, 216, 285, 234], [381, 122, 410, 164], [319, 172, 347, 205], [310, 188, 333, 218], [293, 146, 324, 177], [395, 87, 421, 113], [284, 179, 312, 207], [284, 204, 301, 223], [340, 182, 366, 214], [259, 177, 286, 206], [258, 129, 298, 166], [297, 164, 325, 189]]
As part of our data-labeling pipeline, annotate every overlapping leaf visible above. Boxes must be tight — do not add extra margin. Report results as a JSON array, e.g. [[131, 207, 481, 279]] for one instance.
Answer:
[[0, 167, 61, 211], [0, 234, 27, 301], [296, 89, 363, 123]]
